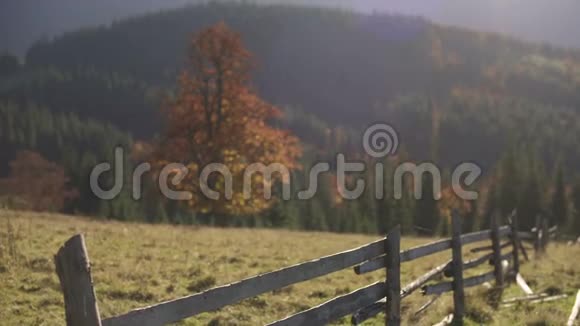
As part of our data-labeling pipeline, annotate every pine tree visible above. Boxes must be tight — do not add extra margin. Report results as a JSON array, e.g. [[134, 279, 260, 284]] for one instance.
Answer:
[[550, 167, 568, 227], [571, 178, 580, 235], [497, 149, 521, 216], [481, 181, 498, 230], [415, 173, 440, 236], [517, 174, 543, 230]]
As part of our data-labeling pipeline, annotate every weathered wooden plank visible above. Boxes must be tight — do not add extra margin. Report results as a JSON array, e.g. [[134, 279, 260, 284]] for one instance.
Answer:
[[355, 238, 451, 274], [403, 261, 451, 298], [466, 252, 494, 270], [352, 249, 507, 323], [400, 239, 451, 263], [450, 211, 465, 324], [355, 226, 510, 274], [268, 282, 386, 326], [351, 300, 384, 325], [422, 271, 495, 295], [567, 290, 580, 326], [491, 213, 504, 287], [499, 226, 512, 238], [541, 218, 549, 250], [534, 215, 542, 255], [516, 231, 535, 241], [102, 237, 386, 326], [354, 255, 385, 275], [352, 260, 450, 324], [460, 229, 491, 244], [509, 213, 521, 274], [462, 226, 510, 245], [386, 226, 401, 326], [54, 234, 102, 326], [470, 241, 511, 253], [352, 259, 451, 324], [444, 252, 493, 277]]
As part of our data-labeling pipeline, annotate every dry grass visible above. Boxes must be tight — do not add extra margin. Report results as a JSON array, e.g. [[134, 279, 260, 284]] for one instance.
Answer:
[[1, 209, 579, 325]]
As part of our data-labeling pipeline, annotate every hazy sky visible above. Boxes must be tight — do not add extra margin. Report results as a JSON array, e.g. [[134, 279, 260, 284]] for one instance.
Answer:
[[368, 0, 579, 49], [2, 0, 580, 57], [307, 0, 579, 49]]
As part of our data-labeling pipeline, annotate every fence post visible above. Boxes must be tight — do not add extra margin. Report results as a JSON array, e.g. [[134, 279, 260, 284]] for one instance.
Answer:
[[54, 234, 102, 326], [534, 215, 542, 256], [385, 225, 401, 326], [451, 211, 465, 324], [541, 217, 549, 252], [508, 211, 520, 276], [491, 212, 504, 287]]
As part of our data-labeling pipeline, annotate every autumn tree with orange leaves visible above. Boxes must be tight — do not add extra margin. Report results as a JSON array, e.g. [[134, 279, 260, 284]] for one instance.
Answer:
[[155, 22, 301, 217], [0, 151, 78, 212]]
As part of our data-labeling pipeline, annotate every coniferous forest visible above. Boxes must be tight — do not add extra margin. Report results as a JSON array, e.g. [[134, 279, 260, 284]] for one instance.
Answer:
[[2, 2, 580, 237]]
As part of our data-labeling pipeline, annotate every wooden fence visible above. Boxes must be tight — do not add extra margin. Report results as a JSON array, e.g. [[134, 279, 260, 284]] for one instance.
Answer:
[[53, 211, 556, 326]]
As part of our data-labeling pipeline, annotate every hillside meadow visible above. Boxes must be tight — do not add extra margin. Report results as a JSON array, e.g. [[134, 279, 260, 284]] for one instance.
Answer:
[[1, 209, 579, 325]]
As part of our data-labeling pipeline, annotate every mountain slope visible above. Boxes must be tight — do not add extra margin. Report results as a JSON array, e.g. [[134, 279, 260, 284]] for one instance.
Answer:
[[8, 3, 580, 168], [3, 0, 580, 57]]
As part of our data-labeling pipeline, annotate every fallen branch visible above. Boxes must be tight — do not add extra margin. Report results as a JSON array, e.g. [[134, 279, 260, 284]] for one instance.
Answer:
[[515, 273, 534, 295], [501, 294, 568, 308], [422, 271, 495, 295], [402, 261, 450, 298], [351, 261, 450, 324], [433, 313, 454, 326], [443, 253, 493, 277], [414, 294, 441, 316], [502, 293, 547, 304], [567, 290, 580, 326]]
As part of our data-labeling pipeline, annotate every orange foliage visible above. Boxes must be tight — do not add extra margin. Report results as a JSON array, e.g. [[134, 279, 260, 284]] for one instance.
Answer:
[[429, 32, 462, 69], [155, 22, 301, 215], [438, 186, 471, 220], [0, 151, 77, 211]]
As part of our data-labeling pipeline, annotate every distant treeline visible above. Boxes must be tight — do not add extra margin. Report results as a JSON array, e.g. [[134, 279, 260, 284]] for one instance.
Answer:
[[1, 2, 580, 235]]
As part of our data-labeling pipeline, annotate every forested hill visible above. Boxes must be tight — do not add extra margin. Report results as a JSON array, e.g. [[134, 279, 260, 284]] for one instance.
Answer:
[[4, 2, 579, 169], [2, 2, 580, 232], [4, 0, 580, 56]]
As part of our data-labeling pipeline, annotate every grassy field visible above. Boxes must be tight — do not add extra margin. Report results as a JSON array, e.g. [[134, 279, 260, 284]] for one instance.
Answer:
[[1, 209, 579, 325]]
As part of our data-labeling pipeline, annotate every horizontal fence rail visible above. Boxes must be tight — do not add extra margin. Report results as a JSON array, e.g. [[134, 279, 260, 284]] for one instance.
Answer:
[[54, 210, 556, 326], [102, 238, 386, 326], [471, 241, 511, 253], [354, 226, 510, 275], [422, 270, 496, 295], [267, 282, 387, 326], [352, 214, 553, 325], [351, 220, 518, 325]]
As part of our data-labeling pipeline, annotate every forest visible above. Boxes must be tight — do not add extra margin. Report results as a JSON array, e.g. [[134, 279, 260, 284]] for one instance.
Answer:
[[1, 2, 580, 237]]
